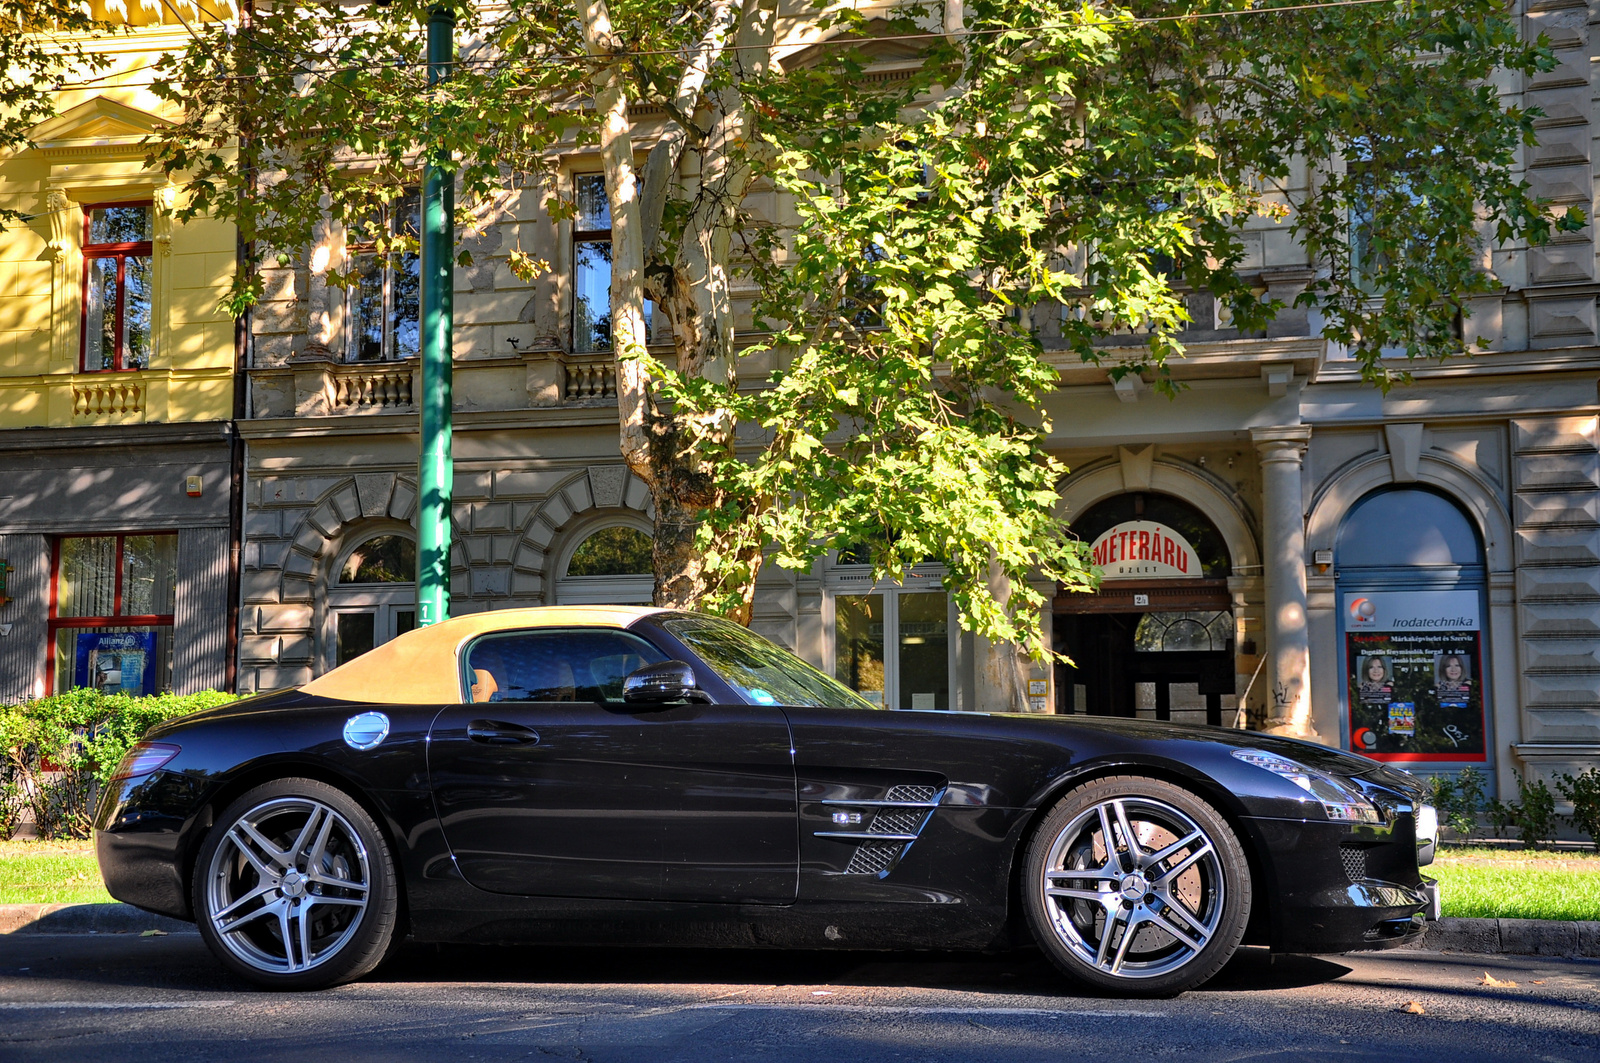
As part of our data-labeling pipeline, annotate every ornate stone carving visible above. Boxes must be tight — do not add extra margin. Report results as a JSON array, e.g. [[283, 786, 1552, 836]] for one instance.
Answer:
[[45, 189, 72, 260]]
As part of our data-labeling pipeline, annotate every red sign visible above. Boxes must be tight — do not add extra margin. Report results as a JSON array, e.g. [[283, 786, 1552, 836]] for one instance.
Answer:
[[1088, 521, 1202, 580]]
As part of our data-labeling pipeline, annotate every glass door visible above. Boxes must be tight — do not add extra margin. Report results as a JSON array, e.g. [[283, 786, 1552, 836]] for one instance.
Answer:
[[832, 589, 951, 709]]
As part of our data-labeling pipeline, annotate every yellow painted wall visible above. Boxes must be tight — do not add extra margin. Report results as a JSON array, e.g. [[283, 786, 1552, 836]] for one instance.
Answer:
[[0, 24, 236, 430]]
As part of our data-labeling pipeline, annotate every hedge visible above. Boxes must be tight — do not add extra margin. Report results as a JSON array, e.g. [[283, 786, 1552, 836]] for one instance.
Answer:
[[0, 689, 238, 840]]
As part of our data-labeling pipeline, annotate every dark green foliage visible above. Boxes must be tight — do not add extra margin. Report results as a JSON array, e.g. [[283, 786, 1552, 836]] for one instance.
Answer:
[[1510, 772, 1558, 849], [1426, 766, 1486, 840], [1556, 768, 1600, 851], [1485, 795, 1517, 840], [0, 690, 236, 839]]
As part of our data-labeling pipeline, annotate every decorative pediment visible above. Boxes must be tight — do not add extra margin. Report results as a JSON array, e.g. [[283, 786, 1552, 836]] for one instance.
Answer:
[[25, 97, 166, 154], [780, 18, 934, 71]]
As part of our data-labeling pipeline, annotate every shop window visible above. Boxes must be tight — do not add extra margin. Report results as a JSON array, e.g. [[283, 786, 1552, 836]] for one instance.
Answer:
[[555, 523, 654, 605], [81, 203, 153, 372], [572, 174, 652, 352], [49, 534, 176, 694], [1337, 487, 1488, 764], [329, 533, 417, 667], [346, 190, 421, 362]]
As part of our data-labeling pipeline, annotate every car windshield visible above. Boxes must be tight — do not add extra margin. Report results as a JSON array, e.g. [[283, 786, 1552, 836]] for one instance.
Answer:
[[661, 615, 880, 710]]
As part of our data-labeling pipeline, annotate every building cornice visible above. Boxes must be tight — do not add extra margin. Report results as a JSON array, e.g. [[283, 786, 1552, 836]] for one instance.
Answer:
[[1312, 346, 1600, 383], [238, 406, 622, 441], [0, 420, 233, 452]]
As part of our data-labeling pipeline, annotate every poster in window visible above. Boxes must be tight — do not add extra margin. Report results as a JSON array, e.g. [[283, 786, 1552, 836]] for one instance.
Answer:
[[73, 631, 158, 696], [1344, 590, 1486, 762]]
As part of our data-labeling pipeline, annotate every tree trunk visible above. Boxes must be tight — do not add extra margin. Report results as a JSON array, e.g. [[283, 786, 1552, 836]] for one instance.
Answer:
[[583, 0, 776, 622]]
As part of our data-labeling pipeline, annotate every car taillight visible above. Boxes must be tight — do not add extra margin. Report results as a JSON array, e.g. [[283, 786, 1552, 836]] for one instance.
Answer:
[[112, 742, 180, 781]]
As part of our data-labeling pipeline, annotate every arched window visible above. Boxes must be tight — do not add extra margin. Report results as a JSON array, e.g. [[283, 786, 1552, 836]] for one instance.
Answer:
[[555, 524, 655, 605], [1337, 488, 1481, 570], [339, 534, 416, 584], [565, 526, 652, 576], [1336, 487, 1488, 765], [1134, 611, 1232, 653], [327, 532, 417, 669]]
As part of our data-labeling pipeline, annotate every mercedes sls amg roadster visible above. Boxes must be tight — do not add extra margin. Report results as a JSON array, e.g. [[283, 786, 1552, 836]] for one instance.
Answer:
[[95, 606, 1439, 995]]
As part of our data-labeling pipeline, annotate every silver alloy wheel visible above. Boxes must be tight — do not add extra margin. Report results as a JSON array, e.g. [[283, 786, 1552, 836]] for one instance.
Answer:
[[203, 796, 372, 974], [1038, 796, 1225, 980]]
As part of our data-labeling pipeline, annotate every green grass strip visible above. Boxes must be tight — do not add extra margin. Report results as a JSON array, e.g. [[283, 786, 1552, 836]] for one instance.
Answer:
[[0, 842, 113, 906], [1432, 861, 1600, 921]]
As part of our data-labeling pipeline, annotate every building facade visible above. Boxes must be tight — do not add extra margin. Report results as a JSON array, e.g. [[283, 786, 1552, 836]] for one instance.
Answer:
[[0, 12, 239, 701], [2, 4, 1587, 806], [231, 1, 1600, 805]]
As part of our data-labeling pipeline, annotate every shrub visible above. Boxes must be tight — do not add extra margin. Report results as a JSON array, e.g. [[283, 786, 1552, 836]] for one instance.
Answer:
[[1511, 772, 1558, 849], [1451, 767, 1486, 838], [1485, 796, 1516, 839], [0, 689, 236, 840], [1556, 768, 1600, 851], [1425, 768, 1486, 840]]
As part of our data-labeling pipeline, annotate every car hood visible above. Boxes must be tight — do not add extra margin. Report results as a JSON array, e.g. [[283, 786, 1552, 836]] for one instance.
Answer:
[[987, 711, 1397, 779]]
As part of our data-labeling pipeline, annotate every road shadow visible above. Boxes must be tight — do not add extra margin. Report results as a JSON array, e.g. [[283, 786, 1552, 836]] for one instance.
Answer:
[[0, 933, 1353, 999], [374, 941, 1354, 997]]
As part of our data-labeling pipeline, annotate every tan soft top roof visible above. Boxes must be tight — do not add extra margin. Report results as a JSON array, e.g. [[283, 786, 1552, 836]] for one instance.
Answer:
[[301, 605, 668, 704]]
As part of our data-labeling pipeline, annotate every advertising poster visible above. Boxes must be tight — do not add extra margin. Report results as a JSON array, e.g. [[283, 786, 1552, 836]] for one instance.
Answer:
[[73, 631, 158, 696], [1344, 590, 1486, 762]]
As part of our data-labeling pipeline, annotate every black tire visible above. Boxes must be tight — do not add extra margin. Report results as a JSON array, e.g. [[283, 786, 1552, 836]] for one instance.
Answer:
[[192, 777, 398, 990], [1022, 775, 1250, 997]]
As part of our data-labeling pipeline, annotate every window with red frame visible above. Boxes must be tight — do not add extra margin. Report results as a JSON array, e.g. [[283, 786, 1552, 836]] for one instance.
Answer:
[[48, 534, 177, 695], [81, 203, 154, 371]]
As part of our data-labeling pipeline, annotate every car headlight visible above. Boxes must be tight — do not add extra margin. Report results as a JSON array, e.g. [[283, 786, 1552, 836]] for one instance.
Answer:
[[1415, 803, 1438, 866], [1231, 749, 1383, 825]]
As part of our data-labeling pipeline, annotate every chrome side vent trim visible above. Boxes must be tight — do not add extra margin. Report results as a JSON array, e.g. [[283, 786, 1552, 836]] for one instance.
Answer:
[[818, 783, 946, 876]]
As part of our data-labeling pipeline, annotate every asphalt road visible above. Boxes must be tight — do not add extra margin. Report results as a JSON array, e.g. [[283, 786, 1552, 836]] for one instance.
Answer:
[[0, 935, 1596, 1062]]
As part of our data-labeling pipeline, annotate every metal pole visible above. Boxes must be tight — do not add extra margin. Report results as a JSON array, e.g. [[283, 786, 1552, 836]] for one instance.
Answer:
[[416, 5, 455, 626]]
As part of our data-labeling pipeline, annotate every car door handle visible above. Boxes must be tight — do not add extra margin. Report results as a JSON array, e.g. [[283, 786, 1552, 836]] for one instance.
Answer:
[[467, 720, 541, 746]]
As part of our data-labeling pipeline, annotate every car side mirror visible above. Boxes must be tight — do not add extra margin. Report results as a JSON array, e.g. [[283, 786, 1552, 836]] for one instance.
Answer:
[[623, 660, 707, 705]]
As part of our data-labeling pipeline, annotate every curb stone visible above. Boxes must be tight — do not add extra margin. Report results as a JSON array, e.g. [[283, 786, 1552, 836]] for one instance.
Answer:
[[1397, 917, 1600, 958], [1, 905, 1597, 956], [0, 903, 195, 936]]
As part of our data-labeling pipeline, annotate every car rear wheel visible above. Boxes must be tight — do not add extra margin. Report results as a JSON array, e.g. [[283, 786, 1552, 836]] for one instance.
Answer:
[[193, 778, 398, 990], [1023, 775, 1250, 997]]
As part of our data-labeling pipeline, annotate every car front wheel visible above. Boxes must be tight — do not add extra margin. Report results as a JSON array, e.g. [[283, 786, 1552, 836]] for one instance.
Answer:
[[193, 778, 398, 989], [1023, 775, 1251, 997]]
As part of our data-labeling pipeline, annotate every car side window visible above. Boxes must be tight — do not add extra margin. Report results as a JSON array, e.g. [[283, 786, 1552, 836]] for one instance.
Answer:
[[463, 629, 668, 705]]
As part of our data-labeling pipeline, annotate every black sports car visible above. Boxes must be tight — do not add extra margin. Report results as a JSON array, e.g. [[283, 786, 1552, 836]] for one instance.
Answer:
[[95, 606, 1439, 995]]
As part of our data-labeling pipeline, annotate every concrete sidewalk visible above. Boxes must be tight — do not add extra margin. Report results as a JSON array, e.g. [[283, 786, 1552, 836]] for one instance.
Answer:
[[1, 904, 1597, 957], [0, 902, 193, 935]]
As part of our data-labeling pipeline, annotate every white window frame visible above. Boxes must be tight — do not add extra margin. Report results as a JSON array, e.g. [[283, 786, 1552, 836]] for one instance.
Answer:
[[823, 557, 958, 711]]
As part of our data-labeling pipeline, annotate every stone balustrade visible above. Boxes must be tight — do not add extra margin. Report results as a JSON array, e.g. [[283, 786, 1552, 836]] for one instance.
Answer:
[[72, 377, 145, 419], [330, 364, 414, 411]]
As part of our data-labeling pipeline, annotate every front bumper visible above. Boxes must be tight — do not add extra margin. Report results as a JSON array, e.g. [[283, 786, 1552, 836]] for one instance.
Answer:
[[1241, 813, 1429, 955]]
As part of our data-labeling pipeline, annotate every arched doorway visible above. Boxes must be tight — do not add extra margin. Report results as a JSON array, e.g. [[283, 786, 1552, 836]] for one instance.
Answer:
[[1054, 492, 1236, 723], [1337, 487, 1489, 764], [326, 532, 416, 668]]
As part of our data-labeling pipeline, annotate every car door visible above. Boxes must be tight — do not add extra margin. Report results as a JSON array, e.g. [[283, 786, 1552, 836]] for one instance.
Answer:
[[427, 626, 798, 904]]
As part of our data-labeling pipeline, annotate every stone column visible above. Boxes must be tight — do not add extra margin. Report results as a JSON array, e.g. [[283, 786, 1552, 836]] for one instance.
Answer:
[[1252, 426, 1316, 738]]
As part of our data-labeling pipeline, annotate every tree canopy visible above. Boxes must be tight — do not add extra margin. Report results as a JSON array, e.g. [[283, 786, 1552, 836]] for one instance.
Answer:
[[139, 0, 1579, 695]]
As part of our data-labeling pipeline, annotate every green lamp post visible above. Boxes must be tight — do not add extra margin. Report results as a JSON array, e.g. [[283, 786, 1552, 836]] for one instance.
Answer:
[[416, 5, 455, 626]]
